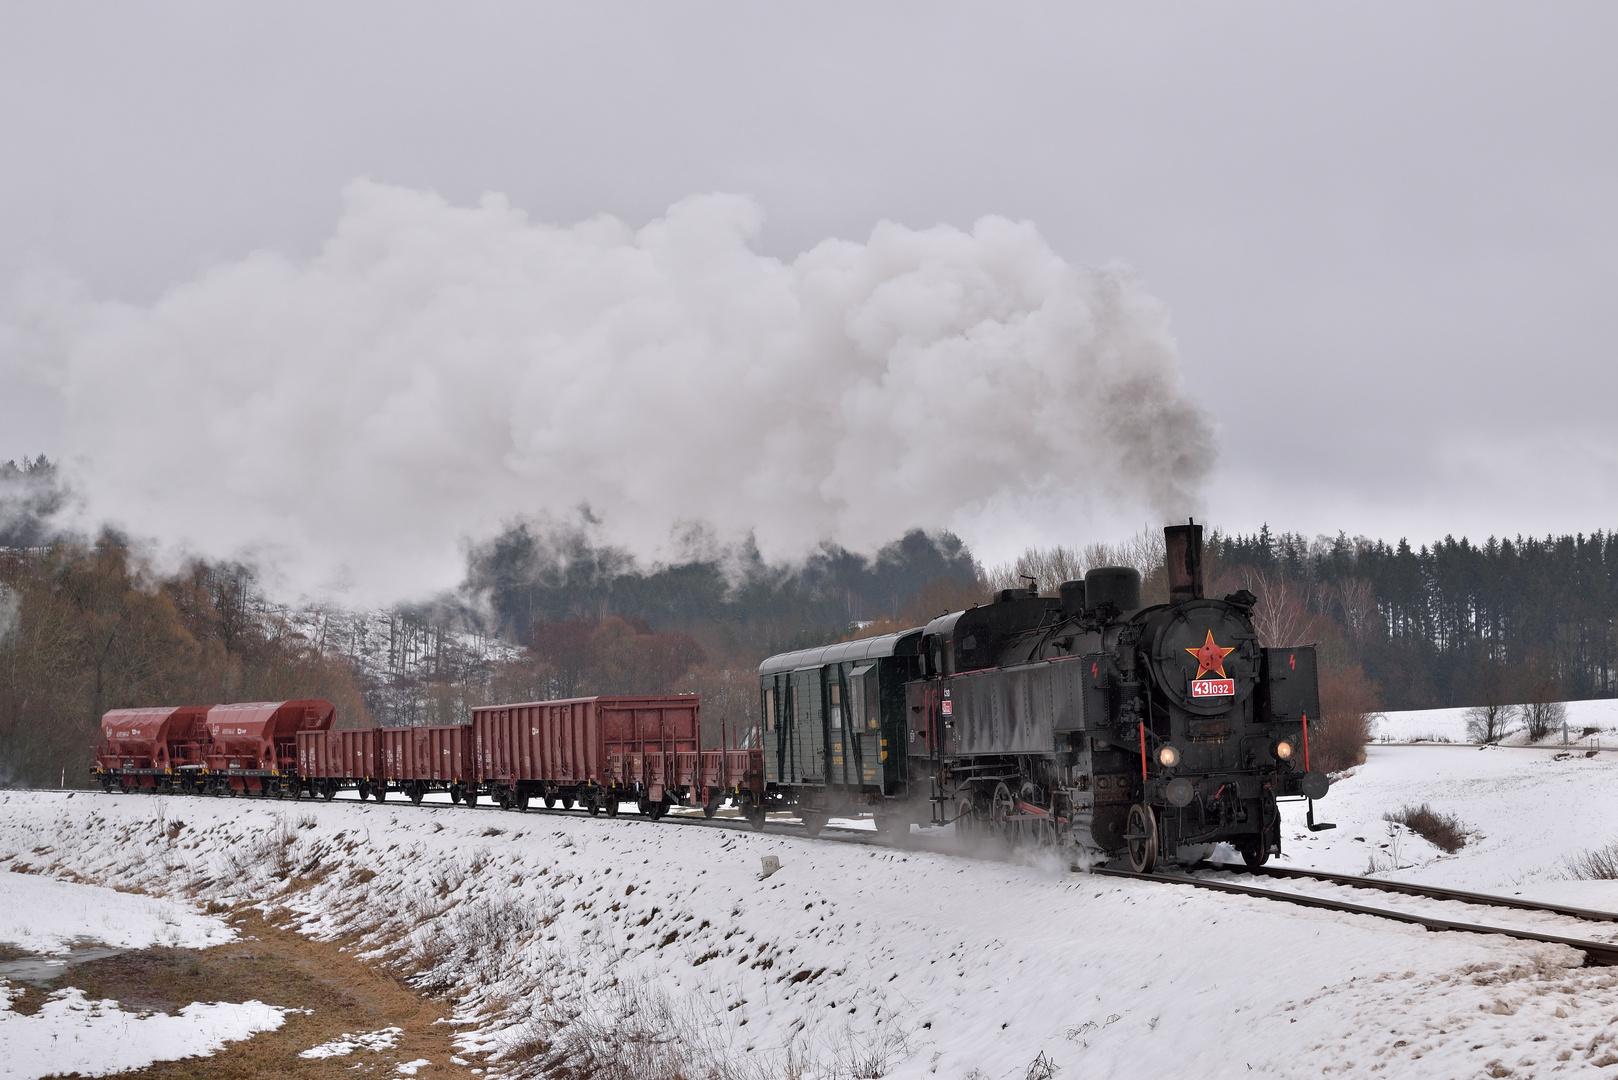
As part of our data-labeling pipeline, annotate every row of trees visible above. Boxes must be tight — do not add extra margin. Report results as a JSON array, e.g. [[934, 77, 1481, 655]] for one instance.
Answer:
[[1209, 526, 1618, 713], [0, 542, 367, 788]]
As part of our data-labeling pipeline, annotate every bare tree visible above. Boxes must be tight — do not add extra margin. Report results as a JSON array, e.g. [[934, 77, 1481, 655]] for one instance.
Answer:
[[1241, 568, 1318, 648], [1323, 577, 1381, 648], [1464, 702, 1514, 744], [1516, 657, 1567, 742]]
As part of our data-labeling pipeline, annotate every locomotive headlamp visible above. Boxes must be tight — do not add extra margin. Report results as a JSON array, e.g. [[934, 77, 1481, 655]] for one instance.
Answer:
[[1274, 740, 1294, 760], [1157, 745, 1181, 768]]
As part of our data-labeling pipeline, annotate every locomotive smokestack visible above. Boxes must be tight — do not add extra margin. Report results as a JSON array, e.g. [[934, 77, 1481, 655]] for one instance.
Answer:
[[1164, 520, 1204, 602]]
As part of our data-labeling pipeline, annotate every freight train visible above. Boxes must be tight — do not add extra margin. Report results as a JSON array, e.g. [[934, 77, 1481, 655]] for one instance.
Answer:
[[91, 524, 1330, 872]]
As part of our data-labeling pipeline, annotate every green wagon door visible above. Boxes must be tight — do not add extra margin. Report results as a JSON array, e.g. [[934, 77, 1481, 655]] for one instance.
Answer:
[[790, 668, 825, 784], [846, 662, 883, 792]]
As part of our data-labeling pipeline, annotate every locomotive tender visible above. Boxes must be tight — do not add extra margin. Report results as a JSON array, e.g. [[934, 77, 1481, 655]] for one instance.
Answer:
[[756, 523, 1330, 870]]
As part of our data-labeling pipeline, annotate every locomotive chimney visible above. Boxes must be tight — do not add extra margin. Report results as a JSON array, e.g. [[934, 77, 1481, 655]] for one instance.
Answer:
[[1164, 520, 1204, 602]]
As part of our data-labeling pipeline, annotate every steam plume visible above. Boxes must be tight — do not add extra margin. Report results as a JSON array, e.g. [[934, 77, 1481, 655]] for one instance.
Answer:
[[7, 183, 1215, 603]]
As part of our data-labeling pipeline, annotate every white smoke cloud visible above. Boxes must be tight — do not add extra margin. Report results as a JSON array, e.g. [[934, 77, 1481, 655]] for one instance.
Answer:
[[8, 182, 1215, 603]]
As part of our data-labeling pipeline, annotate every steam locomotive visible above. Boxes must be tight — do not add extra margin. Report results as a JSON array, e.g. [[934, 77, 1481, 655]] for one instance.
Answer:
[[755, 522, 1331, 870]]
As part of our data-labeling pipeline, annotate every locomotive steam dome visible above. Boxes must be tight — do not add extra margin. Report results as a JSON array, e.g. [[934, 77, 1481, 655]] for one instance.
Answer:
[[1146, 598, 1262, 715]]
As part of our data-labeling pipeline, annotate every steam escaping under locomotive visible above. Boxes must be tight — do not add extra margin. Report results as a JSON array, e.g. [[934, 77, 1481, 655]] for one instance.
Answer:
[[756, 522, 1331, 870]]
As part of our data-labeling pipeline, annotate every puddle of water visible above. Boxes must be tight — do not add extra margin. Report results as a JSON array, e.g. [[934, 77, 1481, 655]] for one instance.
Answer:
[[0, 943, 127, 988]]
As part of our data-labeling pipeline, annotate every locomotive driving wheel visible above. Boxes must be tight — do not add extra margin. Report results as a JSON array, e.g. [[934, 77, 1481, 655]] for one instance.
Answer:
[[1238, 839, 1270, 869], [989, 782, 1016, 845], [1125, 803, 1159, 873]]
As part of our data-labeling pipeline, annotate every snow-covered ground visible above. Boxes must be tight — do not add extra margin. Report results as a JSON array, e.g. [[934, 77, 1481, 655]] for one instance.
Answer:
[[0, 869, 286, 1079], [1373, 699, 1618, 746], [6, 759, 1618, 1079]]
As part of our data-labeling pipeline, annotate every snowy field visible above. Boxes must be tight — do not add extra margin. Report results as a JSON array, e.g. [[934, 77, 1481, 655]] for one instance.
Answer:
[[0, 870, 286, 1078], [1373, 699, 1618, 746], [5, 746, 1618, 1078]]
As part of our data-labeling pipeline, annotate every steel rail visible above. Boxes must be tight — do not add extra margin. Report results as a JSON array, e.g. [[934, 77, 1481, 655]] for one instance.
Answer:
[[1209, 862, 1618, 924], [1090, 864, 1618, 967]]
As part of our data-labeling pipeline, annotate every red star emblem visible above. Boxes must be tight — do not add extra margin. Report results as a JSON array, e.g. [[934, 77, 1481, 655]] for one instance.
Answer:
[[1186, 630, 1236, 679]]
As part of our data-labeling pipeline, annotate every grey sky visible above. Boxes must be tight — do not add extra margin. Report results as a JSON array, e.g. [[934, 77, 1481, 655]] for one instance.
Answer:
[[3, 2, 1615, 565]]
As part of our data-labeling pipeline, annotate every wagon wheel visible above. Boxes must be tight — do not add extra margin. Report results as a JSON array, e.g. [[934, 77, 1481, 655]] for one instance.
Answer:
[[604, 796, 620, 818], [746, 803, 767, 831], [583, 794, 600, 816], [322, 783, 337, 803], [450, 786, 462, 805], [801, 811, 827, 838], [462, 788, 478, 808], [702, 791, 721, 819], [562, 795, 576, 810], [989, 782, 1016, 845], [374, 785, 386, 803], [1125, 803, 1158, 873], [409, 784, 425, 806], [543, 794, 557, 809], [647, 800, 668, 822], [515, 792, 529, 812], [1238, 838, 1270, 870], [954, 794, 981, 853]]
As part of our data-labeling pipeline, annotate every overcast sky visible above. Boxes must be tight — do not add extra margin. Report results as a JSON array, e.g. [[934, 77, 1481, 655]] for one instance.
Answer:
[[3, 3, 1615, 584]]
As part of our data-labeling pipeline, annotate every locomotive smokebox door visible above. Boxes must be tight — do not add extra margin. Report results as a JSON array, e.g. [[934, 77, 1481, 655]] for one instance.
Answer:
[[1148, 600, 1261, 716]]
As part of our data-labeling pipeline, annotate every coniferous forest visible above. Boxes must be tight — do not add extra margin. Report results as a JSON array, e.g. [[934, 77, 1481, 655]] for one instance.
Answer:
[[1207, 527, 1617, 710]]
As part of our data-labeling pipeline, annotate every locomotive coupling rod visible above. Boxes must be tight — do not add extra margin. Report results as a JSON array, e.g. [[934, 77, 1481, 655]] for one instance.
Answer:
[[1219, 863, 1618, 924], [1087, 865, 1618, 967]]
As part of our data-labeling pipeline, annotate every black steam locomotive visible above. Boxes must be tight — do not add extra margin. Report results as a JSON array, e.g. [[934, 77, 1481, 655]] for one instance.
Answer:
[[756, 523, 1330, 870]]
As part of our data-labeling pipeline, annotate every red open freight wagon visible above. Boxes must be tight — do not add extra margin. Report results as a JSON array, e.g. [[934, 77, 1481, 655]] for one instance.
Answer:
[[380, 725, 474, 804], [296, 728, 384, 801], [471, 695, 760, 817]]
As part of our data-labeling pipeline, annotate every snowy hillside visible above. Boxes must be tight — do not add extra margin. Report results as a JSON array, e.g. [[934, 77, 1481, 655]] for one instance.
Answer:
[[1374, 700, 1618, 746], [0, 872, 287, 1077], [7, 745, 1618, 1077]]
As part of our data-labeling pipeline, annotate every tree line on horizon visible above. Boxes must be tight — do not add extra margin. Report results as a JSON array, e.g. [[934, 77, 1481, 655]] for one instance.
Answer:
[[1, 454, 1611, 785]]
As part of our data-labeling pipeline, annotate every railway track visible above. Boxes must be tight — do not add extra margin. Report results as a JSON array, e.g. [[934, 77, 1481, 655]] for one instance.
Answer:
[[1090, 862, 1618, 966], [97, 788, 1618, 964]]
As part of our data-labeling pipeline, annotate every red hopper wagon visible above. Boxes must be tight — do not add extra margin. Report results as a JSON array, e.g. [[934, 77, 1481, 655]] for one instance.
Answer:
[[94, 706, 210, 794], [204, 700, 334, 797]]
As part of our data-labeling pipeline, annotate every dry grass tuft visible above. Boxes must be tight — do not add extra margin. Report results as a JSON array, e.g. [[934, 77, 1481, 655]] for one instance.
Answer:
[[1567, 842, 1618, 880], [1384, 803, 1468, 853]]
